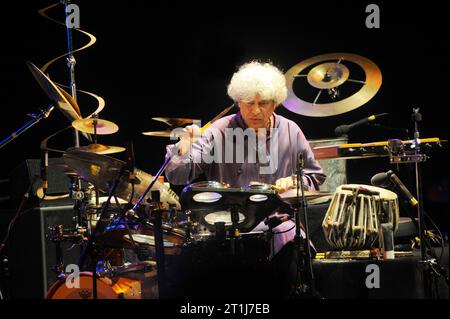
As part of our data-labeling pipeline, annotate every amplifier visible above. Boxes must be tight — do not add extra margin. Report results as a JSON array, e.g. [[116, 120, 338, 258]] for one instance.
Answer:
[[1, 202, 79, 299]]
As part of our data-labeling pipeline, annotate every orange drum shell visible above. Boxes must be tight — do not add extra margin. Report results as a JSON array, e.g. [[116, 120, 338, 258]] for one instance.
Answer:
[[45, 272, 117, 299]]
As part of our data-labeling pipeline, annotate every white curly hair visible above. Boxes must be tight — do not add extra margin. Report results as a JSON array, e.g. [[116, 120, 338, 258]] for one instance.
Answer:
[[227, 61, 288, 106]]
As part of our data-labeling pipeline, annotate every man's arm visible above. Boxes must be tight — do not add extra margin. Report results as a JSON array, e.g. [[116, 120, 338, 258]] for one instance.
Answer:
[[164, 124, 211, 185]]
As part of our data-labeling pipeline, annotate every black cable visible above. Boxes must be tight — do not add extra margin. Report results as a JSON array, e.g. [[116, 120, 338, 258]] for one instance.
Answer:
[[272, 223, 296, 235], [0, 178, 37, 256], [423, 210, 445, 264]]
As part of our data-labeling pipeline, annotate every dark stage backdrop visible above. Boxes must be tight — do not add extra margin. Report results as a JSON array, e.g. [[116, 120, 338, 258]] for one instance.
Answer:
[[0, 1, 448, 230]]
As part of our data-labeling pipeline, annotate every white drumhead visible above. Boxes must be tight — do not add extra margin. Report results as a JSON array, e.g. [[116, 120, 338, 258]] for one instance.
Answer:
[[204, 210, 246, 226]]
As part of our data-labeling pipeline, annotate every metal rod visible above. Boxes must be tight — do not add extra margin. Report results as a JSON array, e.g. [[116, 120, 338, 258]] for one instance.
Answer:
[[0, 105, 54, 150]]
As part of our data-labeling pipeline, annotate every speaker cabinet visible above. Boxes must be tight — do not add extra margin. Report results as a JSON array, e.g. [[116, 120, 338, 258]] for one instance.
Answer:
[[3, 201, 79, 298]]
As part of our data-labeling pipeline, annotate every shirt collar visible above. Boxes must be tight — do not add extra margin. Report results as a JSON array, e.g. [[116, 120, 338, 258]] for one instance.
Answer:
[[231, 111, 279, 130]]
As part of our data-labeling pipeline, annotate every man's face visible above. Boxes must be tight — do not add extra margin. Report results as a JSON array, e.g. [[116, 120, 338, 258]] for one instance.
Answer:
[[239, 94, 277, 130]]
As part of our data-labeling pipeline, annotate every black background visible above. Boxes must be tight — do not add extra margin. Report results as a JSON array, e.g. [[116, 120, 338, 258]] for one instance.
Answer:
[[0, 1, 448, 230]]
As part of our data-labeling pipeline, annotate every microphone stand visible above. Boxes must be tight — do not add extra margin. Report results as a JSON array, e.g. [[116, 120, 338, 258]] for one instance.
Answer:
[[411, 108, 447, 298], [132, 156, 172, 298], [0, 105, 54, 150], [290, 154, 321, 298]]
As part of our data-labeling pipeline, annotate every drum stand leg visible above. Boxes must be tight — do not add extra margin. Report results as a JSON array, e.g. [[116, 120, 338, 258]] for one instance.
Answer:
[[131, 156, 172, 298], [148, 196, 167, 299], [229, 205, 241, 257]]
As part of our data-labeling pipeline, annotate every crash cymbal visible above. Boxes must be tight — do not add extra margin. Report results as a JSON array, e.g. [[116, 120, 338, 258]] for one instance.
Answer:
[[152, 117, 199, 127], [63, 149, 180, 208], [283, 53, 382, 117], [27, 61, 81, 119], [26, 61, 91, 141], [68, 144, 126, 155], [72, 118, 119, 135]]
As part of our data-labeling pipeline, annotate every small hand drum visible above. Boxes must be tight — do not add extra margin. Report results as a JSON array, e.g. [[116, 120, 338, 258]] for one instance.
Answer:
[[181, 181, 282, 233], [322, 184, 399, 251]]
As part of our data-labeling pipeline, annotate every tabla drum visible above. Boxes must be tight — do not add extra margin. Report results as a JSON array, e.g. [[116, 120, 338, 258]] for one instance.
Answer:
[[322, 184, 399, 251]]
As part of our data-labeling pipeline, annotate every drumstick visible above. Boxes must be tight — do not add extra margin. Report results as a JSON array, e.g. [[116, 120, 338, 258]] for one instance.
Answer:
[[183, 103, 235, 143], [200, 103, 235, 132], [248, 181, 283, 192]]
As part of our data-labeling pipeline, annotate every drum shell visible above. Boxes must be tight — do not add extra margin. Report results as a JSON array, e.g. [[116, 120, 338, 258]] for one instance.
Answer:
[[322, 184, 399, 251], [45, 272, 119, 299]]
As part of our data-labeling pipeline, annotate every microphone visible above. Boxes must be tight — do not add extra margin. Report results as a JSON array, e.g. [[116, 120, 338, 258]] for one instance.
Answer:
[[371, 170, 418, 207], [334, 113, 389, 136], [40, 148, 49, 195]]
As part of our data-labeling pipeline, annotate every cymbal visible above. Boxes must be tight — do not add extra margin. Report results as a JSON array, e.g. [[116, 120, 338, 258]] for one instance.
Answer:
[[142, 130, 172, 137], [152, 117, 199, 127], [283, 53, 382, 117], [26, 61, 91, 141], [63, 149, 180, 209], [68, 144, 126, 155], [72, 118, 119, 135], [307, 62, 350, 89]]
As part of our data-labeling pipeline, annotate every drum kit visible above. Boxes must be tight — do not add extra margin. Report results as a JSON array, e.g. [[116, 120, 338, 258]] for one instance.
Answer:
[[2, 43, 446, 299], [45, 149, 330, 298]]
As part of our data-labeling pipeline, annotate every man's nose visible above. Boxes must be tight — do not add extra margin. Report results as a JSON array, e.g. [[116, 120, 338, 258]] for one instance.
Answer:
[[250, 104, 261, 115]]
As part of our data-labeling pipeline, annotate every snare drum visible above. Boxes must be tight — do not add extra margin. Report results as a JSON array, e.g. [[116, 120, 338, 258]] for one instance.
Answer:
[[322, 184, 399, 250]]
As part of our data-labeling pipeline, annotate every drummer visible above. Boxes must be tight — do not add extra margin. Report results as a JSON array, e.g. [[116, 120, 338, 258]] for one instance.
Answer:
[[164, 61, 326, 256]]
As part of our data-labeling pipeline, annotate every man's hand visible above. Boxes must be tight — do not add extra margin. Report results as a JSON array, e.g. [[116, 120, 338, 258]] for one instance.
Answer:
[[177, 124, 201, 156], [275, 175, 297, 194]]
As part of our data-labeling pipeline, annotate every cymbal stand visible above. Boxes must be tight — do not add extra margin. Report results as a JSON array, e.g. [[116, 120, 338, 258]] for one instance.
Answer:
[[63, 0, 80, 148], [62, 1, 94, 259], [290, 153, 322, 299]]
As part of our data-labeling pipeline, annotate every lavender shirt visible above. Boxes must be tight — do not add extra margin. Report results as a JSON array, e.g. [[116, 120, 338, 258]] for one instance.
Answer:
[[165, 112, 326, 189]]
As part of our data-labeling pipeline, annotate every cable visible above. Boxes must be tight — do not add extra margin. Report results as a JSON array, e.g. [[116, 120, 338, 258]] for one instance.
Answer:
[[0, 178, 37, 300], [423, 210, 445, 265], [0, 180, 36, 256], [272, 223, 296, 235]]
